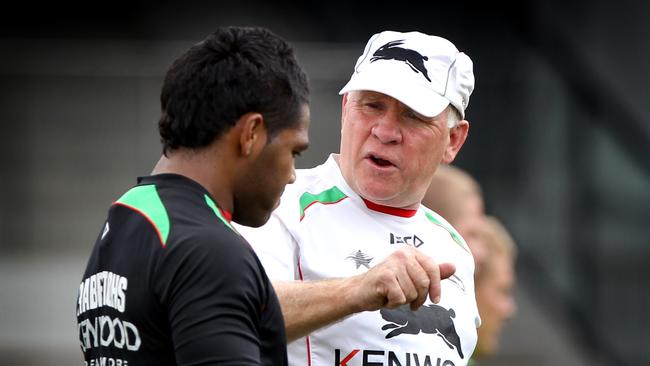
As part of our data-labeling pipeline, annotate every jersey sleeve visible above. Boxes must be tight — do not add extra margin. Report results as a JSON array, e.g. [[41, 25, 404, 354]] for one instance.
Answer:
[[155, 228, 277, 365], [234, 212, 299, 281]]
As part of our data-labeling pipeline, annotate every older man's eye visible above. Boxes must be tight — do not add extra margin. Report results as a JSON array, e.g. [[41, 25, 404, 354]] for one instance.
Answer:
[[405, 110, 422, 121], [359, 101, 384, 115], [404, 109, 431, 123]]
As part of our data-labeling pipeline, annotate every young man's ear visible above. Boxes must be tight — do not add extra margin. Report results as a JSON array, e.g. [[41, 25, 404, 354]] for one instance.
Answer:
[[442, 120, 469, 164], [238, 112, 267, 157]]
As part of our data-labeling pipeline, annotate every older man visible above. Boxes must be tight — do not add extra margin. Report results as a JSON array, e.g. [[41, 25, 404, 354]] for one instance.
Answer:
[[237, 30, 480, 366]]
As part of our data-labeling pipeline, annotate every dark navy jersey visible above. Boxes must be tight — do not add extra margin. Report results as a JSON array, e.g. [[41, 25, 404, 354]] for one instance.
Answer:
[[76, 174, 287, 366]]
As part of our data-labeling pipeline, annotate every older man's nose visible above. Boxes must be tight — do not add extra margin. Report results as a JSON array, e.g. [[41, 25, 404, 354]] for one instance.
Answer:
[[371, 114, 402, 144]]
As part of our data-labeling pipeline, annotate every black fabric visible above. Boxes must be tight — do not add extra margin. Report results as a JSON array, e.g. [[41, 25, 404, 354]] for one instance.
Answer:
[[76, 174, 287, 366]]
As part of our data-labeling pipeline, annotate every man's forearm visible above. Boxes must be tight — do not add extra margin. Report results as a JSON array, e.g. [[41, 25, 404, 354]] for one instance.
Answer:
[[273, 278, 361, 342]]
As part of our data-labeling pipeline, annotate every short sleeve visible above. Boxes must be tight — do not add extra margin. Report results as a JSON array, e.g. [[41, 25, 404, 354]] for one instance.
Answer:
[[157, 229, 270, 365]]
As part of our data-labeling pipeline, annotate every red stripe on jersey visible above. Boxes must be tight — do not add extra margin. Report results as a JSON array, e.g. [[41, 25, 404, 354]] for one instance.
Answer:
[[220, 207, 232, 222], [362, 198, 417, 218]]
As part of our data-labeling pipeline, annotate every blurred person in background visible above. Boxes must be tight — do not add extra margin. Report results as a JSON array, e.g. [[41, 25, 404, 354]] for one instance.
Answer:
[[423, 168, 517, 363], [423, 164, 487, 265], [75, 26, 310, 366], [471, 215, 517, 363], [236, 30, 480, 366]]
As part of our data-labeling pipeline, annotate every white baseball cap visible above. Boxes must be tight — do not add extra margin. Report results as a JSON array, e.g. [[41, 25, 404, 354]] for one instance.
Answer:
[[339, 30, 475, 119]]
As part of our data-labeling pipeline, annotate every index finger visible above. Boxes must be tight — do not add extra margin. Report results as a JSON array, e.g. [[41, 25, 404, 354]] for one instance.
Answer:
[[415, 252, 455, 303]]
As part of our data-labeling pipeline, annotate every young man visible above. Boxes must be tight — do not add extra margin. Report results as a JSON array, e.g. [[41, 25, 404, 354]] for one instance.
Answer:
[[76, 26, 310, 366], [237, 30, 480, 366], [472, 216, 518, 362]]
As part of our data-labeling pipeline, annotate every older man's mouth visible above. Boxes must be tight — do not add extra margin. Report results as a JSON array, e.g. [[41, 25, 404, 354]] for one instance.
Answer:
[[368, 154, 396, 168]]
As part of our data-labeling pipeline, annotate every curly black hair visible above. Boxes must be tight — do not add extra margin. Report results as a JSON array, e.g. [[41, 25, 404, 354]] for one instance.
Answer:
[[158, 26, 310, 155]]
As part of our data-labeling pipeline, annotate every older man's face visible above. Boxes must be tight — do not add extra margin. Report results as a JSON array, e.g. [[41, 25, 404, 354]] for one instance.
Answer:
[[337, 91, 465, 209]]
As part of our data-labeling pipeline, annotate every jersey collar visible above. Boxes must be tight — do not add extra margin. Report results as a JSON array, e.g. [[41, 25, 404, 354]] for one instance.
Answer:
[[362, 198, 418, 218], [325, 154, 420, 219]]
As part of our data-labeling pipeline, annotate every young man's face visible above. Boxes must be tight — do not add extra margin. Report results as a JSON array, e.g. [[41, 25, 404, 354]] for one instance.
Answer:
[[338, 91, 465, 209], [235, 104, 310, 227]]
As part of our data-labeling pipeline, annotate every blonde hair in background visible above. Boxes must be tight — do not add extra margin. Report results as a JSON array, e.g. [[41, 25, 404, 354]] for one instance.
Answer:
[[423, 164, 482, 224], [475, 215, 517, 283]]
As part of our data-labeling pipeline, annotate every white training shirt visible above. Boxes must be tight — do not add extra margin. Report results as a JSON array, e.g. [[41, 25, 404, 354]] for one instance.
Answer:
[[236, 154, 480, 366]]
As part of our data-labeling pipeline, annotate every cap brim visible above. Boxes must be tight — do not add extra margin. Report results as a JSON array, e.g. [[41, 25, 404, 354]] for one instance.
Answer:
[[339, 71, 450, 118]]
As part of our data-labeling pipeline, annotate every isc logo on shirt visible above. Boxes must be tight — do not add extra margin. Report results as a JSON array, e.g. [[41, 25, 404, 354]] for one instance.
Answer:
[[389, 233, 424, 248]]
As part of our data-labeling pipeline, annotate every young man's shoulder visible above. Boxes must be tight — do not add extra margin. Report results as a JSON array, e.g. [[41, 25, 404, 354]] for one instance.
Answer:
[[112, 177, 250, 259]]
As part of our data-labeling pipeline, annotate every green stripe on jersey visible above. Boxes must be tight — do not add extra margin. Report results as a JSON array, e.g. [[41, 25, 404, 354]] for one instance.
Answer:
[[425, 210, 471, 254], [299, 186, 347, 220], [204, 194, 234, 231], [116, 185, 170, 245]]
